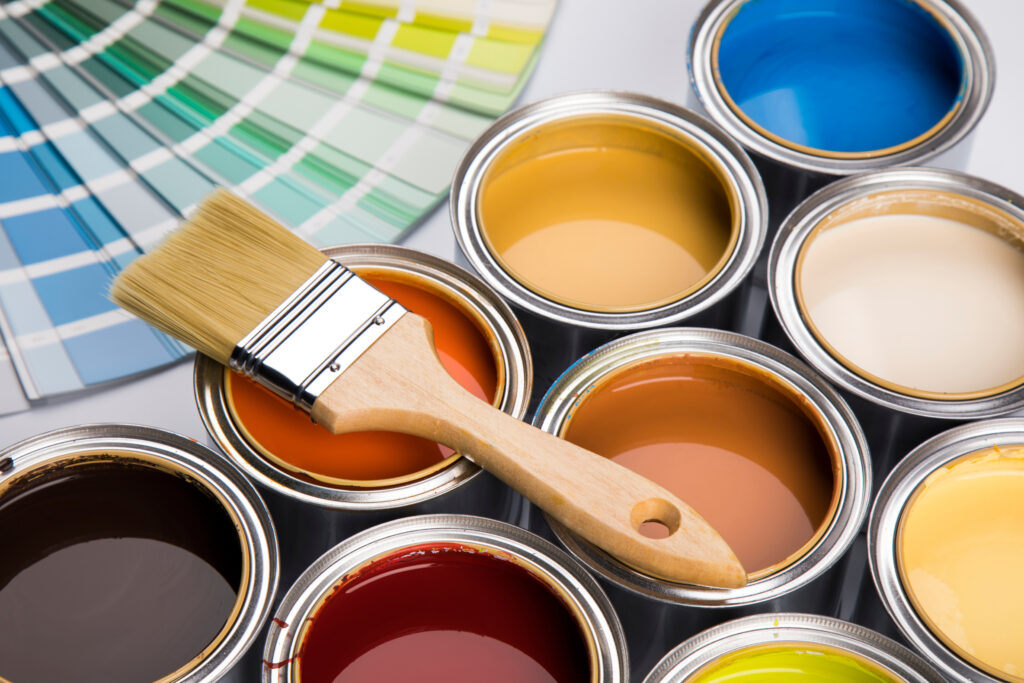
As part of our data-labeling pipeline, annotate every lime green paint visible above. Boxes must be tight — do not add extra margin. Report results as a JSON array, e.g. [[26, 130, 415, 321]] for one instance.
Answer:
[[690, 644, 903, 682]]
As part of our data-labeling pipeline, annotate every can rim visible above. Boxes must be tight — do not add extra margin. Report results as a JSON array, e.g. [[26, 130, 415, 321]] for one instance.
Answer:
[[641, 613, 945, 682], [451, 90, 767, 330], [688, 0, 994, 175], [769, 167, 1024, 418], [0, 423, 279, 683], [262, 514, 628, 682], [533, 328, 870, 606], [195, 244, 532, 510], [868, 417, 1024, 683]]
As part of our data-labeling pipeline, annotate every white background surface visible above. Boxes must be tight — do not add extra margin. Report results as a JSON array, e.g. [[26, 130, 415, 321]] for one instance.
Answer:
[[2, 0, 1021, 449]]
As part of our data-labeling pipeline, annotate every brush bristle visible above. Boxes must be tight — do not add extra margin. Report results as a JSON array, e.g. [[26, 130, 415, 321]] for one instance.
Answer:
[[110, 189, 328, 364]]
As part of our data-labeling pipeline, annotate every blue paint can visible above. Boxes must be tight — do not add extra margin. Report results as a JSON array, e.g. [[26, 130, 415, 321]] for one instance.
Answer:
[[690, 0, 992, 172]]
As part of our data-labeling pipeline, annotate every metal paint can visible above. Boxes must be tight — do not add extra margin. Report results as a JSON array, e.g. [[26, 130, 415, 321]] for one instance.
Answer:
[[532, 328, 870, 679], [869, 418, 1024, 683], [768, 168, 1024, 480], [194, 244, 532, 587], [688, 0, 994, 337], [451, 91, 767, 402], [642, 613, 944, 682], [0, 424, 278, 682], [262, 514, 628, 682]]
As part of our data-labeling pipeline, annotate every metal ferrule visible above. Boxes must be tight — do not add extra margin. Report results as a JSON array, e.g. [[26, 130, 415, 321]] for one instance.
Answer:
[[229, 260, 406, 412], [643, 613, 945, 682]]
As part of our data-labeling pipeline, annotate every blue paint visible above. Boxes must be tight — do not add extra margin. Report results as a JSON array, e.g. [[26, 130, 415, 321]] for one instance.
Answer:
[[717, 0, 963, 153]]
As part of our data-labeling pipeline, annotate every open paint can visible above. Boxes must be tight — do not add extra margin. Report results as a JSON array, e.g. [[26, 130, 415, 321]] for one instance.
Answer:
[[532, 328, 869, 678], [689, 0, 992, 197], [0, 424, 277, 683], [451, 91, 767, 399], [688, 0, 993, 337], [195, 244, 532, 585], [869, 418, 1024, 683], [262, 514, 627, 682], [643, 613, 944, 682], [769, 168, 1024, 476]]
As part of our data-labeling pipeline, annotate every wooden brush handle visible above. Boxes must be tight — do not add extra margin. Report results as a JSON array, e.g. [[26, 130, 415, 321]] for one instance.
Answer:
[[311, 313, 746, 588]]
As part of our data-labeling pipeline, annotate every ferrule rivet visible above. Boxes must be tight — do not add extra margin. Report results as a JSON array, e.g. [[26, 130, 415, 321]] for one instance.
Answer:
[[329, 363, 340, 372], [374, 316, 386, 325]]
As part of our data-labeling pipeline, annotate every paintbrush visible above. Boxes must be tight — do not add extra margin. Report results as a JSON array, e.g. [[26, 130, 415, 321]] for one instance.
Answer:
[[111, 189, 746, 588]]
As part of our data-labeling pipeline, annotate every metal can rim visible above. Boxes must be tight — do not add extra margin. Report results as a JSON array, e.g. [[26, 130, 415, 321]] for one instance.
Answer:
[[261, 513, 628, 682], [688, 0, 994, 175], [195, 244, 532, 510], [768, 167, 1024, 418], [532, 327, 870, 606], [868, 417, 1024, 683], [0, 423, 279, 683], [450, 89, 767, 330], [642, 613, 945, 682]]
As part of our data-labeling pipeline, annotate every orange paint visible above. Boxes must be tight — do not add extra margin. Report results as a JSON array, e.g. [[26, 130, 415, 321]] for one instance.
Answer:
[[226, 274, 499, 485]]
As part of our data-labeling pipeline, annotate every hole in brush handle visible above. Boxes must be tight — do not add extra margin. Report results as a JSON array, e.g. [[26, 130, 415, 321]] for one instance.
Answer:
[[629, 497, 682, 538]]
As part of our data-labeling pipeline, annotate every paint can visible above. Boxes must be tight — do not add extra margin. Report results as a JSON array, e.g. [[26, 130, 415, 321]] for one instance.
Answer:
[[642, 613, 944, 682], [195, 244, 532, 587], [769, 167, 1024, 479], [688, 0, 994, 336], [869, 418, 1024, 683], [262, 514, 628, 682], [532, 328, 870, 679], [451, 91, 767, 403], [0, 424, 278, 683]]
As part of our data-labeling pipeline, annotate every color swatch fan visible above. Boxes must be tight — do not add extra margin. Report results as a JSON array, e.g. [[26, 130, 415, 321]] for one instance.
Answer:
[[0, 0, 555, 414]]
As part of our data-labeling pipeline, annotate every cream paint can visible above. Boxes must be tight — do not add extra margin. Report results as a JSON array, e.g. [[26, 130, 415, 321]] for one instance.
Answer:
[[769, 168, 1024, 479]]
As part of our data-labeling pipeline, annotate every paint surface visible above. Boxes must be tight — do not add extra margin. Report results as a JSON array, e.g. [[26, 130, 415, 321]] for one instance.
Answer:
[[688, 643, 902, 681], [479, 121, 733, 312], [717, 0, 963, 154], [294, 543, 590, 683], [227, 274, 498, 484], [799, 214, 1024, 396], [560, 355, 834, 575], [0, 459, 242, 683], [898, 446, 1024, 682]]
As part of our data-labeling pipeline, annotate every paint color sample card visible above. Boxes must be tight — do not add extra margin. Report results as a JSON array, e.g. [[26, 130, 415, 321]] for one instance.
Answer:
[[0, 0, 554, 413]]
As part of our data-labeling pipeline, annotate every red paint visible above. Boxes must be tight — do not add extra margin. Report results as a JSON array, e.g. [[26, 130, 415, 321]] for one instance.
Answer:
[[297, 544, 591, 683]]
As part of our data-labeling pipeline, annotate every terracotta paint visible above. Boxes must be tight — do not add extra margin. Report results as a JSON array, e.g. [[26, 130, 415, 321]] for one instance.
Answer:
[[295, 543, 591, 683], [898, 446, 1024, 682], [479, 122, 733, 312], [799, 213, 1024, 396], [227, 274, 499, 484], [689, 643, 902, 682], [560, 355, 835, 575], [0, 458, 242, 683]]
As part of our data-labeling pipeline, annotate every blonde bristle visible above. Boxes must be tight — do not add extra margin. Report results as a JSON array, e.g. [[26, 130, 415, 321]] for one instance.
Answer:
[[110, 189, 328, 364]]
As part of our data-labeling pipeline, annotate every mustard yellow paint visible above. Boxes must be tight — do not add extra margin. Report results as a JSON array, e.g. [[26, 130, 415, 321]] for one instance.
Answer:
[[478, 119, 735, 312], [898, 446, 1024, 682]]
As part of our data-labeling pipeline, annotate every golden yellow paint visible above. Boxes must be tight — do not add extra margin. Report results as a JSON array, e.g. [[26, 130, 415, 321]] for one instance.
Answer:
[[478, 119, 735, 312], [898, 446, 1024, 682]]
